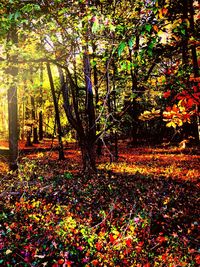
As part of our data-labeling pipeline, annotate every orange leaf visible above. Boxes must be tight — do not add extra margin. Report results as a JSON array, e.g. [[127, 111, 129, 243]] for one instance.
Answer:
[[162, 8, 168, 15], [172, 104, 179, 112], [153, 25, 159, 32]]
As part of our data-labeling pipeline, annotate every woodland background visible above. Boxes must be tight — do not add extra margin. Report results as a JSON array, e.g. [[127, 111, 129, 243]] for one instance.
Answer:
[[0, 0, 199, 266]]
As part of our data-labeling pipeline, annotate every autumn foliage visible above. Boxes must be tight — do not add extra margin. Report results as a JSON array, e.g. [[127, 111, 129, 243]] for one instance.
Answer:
[[0, 143, 199, 266]]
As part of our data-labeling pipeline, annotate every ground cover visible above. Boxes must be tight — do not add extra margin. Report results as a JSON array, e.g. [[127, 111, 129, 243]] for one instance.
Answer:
[[0, 141, 199, 266]]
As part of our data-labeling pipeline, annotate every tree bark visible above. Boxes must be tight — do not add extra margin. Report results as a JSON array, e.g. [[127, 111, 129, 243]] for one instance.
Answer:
[[31, 96, 39, 144], [47, 63, 65, 160], [80, 139, 97, 173], [8, 87, 18, 171], [7, 28, 18, 171], [39, 63, 43, 140]]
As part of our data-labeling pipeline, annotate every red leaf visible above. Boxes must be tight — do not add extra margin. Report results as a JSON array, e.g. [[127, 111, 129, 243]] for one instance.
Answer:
[[193, 86, 198, 92], [91, 259, 99, 266], [57, 259, 64, 265], [95, 242, 102, 251], [163, 91, 171, 98], [195, 255, 200, 265], [109, 234, 115, 243], [126, 238, 132, 248]]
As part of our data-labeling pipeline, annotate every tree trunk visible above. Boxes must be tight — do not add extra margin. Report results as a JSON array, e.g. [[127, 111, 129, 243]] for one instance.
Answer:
[[182, 0, 189, 66], [47, 63, 65, 160], [7, 27, 18, 171], [80, 139, 97, 173], [8, 87, 18, 171], [31, 96, 39, 144], [92, 43, 102, 157], [39, 63, 43, 140]]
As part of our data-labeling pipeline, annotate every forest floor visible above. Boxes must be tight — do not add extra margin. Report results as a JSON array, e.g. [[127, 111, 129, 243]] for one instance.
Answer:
[[0, 139, 199, 266]]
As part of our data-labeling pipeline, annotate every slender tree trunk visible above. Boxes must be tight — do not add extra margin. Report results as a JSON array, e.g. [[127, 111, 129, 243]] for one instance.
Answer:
[[182, 0, 189, 66], [39, 63, 43, 140], [106, 58, 114, 163], [31, 96, 39, 143], [7, 28, 18, 171], [92, 43, 102, 156], [47, 63, 65, 160], [129, 40, 139, 144], [8, 87, 18, 171], [112, 59, 118, 161]]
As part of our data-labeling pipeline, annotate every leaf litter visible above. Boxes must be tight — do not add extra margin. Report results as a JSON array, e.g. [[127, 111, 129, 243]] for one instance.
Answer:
[[0, 141, 199, 266]]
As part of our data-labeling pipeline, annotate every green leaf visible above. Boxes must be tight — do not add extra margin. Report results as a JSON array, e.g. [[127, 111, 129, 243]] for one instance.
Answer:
[[91, 60, 97, 67], [14, 11, 21, 20], [128, 38, 133, 49], [145, 24, 152, 33], [118, 41, 126, 56], [148, 48, 153, 57], [181, 29, 186, 35], [64, 172, 73, 179], [130, 93, 137, 99], [92, 20, 99, 33]]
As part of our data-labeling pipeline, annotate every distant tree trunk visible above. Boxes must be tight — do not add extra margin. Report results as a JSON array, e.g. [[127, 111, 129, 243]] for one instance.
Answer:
[[8, 87, 18, 171], [182, 0, 189, 66], [128, 35, 140, 143], [29, 67, 39, 144], [39, 63, 43, 140], [92, 43, 102, 157], [82, 42, 97, 172], [112, 60, 118, 161], [47, 62, 65, 160], [106, 58, 114, 163], [7, 28, 18, 171], [31, 96, 39, 144]]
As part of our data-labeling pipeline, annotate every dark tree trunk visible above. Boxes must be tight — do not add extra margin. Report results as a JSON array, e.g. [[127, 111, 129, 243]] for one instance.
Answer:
[[31, 96, 39, 144], [8, 87, 18, 171], [7, 28, 18, 171], [39, 63, 43, 140], [92, 43, 102, 157], [59, 64, 97, 173], [47, 63, 65, 160], [39, 111, 43, 140], [25, 128, 32, 147], [128, 44, 139, 144], [112, 60, 118, 161], [182, 0, 189, 66], [80, 139, 97, 174], [105, 58, 115, 163]]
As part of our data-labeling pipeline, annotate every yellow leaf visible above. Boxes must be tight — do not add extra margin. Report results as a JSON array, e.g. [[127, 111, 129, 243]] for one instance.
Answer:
[[166, 121, 177, 128], [159, 9, 163, 19], [6, 249, 12, 255]]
